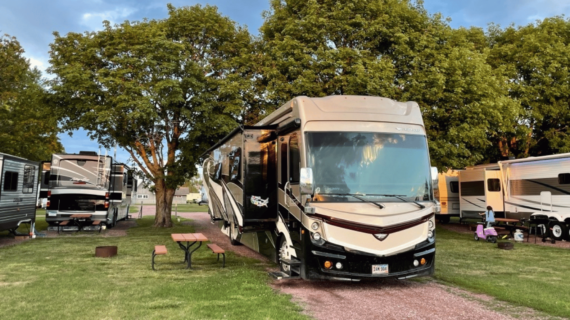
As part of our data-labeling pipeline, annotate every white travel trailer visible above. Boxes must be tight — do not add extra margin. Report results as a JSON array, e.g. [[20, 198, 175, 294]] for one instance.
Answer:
[[458, 164, 504, 223], [498, 153, 570, 240], [45, 152, 133, 230], [202, 95, 439, 281], [0, 153, 39, 233], [434, 170, 461, 223]]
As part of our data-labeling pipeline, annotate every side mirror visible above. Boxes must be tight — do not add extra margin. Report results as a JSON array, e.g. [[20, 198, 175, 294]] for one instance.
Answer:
[[300, 168, 314, 195], [431, 167, 439, 190]]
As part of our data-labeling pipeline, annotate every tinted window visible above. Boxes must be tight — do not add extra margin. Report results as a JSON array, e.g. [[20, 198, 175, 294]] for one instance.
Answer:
[[461, 181, 485, 196], [487, 178, 501, 192], [22, 165, 35, 193], [3, 171, 18, 191], [559, 173, 570, 184], [280, 142, 287, 184], [229, 148, 241, 181], [289, 134, 300, 183], [449, 181, 459, 193]]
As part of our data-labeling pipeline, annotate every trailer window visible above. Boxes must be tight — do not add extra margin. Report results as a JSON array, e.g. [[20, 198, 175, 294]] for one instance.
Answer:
[[22, 165, 35, 193], [559, 173, 570, 184], [487, 179, 501, 192], [449, 181, 459, 193], [461, 181, 485, 196], [289, 134, 300, 183], [3, 171, 18, 192]]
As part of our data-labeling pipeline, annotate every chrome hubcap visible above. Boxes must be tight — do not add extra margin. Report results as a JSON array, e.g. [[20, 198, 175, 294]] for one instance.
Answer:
[[552, 225, 562, 238], [279, 241, 290, 272]]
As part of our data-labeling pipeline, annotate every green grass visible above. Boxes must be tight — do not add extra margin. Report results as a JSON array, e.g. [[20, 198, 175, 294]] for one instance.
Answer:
[[435, 225, 570, 318], [0, 217, 306, 320], [171, 203, 209, 213]]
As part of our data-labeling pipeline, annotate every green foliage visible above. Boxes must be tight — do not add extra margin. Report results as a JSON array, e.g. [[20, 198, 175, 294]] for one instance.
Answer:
[[0, 34, 63, 161], [489, 17, 570, 158], [259, 0, 521, 169], [48, 5, 256, 225]]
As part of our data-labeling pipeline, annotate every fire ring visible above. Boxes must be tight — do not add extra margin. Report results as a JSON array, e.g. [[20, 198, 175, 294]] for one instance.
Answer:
[[95, 246, 118, 257]]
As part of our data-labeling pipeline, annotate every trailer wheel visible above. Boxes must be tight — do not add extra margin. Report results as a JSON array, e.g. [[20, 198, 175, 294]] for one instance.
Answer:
[[278, 236, 291, 273], [550, 222, 566, 241], [566, 225, 570, 241], [439, 216, 450, 224]]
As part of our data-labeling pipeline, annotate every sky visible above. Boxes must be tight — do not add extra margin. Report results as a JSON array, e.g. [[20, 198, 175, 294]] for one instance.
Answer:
[[2, 0, 570, 164]]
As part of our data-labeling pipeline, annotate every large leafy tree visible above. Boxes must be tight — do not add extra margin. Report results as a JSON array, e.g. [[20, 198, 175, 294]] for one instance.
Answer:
[[0, 34, 63, 160], [48, 5, 254, 227], [488, 17, 570, 158], [260, 0, 520, 169]]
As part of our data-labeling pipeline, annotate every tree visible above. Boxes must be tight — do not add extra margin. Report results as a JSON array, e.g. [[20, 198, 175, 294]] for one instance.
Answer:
[[488, 17, 570, 158], [0, 34, 63, 161], [48, 5, 254, 227], [259, 0, 520, 169]]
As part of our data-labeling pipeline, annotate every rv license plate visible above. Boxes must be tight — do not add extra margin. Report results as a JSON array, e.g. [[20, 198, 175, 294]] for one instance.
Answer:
[[372, 264, 389, 274]]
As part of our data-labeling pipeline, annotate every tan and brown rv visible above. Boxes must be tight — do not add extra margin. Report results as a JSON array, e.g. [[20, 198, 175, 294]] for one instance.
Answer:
[[201, 95, 439, 280]]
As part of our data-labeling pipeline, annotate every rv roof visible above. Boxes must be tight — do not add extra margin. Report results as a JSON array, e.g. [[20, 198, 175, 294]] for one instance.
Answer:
[[256, 95, 424, 127], [498, 152, 570, 165], [465, 163, 500, 170]]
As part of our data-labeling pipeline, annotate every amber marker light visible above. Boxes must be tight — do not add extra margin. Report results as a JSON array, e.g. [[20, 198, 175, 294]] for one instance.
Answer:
[[421, 258, 426, 265], [324, 261, 332, 269]]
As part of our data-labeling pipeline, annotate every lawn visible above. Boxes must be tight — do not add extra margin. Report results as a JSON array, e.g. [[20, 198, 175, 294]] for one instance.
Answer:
[[0, 216, 306, 320], [435, 225, 570, 318]]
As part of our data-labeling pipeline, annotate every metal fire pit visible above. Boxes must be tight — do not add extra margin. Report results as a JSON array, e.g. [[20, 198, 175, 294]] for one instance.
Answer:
[[497, 242, 514, 250], [95, 246, 118, 257]]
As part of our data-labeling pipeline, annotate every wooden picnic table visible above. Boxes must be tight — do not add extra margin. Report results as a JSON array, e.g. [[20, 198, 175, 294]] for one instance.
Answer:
[[69, 214, 93, 231], [494, 218, 523, 237], [171, 233, 208, 269]]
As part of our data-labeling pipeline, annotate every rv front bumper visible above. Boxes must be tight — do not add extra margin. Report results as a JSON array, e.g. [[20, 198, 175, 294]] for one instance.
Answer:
[[303, 233, 435, 280]]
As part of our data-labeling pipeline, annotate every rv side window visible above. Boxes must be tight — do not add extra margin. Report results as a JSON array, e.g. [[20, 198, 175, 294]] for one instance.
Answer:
[[487, 179, 501, 192], [22, 165, 35, 193], [289, 134, 300, 183], [460, 181, 485, 196], [559, 173, 570, 184], [449, 181, 459, 193], [280, 142, 288, 184], [3, 171, 18, 192], [230, 148, 241, 181]]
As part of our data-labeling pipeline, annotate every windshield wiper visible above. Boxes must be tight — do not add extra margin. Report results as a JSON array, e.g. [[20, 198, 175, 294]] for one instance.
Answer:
[[348, 194, 426, 209], [319, 193, 384, 209]]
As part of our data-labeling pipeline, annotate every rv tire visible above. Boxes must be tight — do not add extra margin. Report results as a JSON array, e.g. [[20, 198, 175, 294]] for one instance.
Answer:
[[550, 222, 566, 241], [278, 236, 290, 273]]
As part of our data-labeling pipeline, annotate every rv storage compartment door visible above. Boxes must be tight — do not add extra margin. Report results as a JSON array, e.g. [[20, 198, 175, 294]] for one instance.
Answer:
[[242, 128, 278, 226]]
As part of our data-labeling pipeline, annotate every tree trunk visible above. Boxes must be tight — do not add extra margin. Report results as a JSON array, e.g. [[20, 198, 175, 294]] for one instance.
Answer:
[[153, 178, 175, 228]]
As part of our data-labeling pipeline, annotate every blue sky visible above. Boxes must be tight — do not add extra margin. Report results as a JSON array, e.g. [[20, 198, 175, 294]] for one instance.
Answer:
[[2, 0, 570, 164]]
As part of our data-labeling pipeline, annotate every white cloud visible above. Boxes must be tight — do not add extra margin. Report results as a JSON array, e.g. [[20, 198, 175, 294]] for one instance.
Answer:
[[80, 7, 137, 30], [28, 56, 45, 70]]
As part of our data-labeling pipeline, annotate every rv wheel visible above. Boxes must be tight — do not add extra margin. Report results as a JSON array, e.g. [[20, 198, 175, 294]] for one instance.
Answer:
[[550, 222, 566, 241], [278, 236, 291, 273]]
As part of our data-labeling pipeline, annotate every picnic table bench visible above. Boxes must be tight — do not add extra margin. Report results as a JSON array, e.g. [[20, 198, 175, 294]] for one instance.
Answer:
[[207, 243, 226, 268]]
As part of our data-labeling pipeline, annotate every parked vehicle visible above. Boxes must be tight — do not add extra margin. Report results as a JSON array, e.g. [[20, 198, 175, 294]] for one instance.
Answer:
[[201, 95, 439, 281], [434, 170, 461, 223], [458, 164, 504, 223], [0, 153, 39, 233], [498, 153, 570, 240], [45, 151, 134, 230]]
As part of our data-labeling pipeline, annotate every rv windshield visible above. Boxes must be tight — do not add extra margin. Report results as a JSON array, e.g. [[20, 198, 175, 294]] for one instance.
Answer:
[[49, 158, 110, 189], [306, 132, 432, 202]]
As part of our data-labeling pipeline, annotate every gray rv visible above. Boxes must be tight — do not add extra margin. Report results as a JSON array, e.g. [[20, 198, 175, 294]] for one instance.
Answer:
[[0, 153, 39, 233]]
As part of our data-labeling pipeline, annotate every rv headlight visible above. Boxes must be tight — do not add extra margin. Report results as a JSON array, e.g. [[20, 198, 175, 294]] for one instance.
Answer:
[[428, 230, 434, 239], [428, 220, 434, 230], [434, 201, 441, 214], [335, 262, 343, 270], [312, 232, 321, 241], [311, 222, 320, 231]]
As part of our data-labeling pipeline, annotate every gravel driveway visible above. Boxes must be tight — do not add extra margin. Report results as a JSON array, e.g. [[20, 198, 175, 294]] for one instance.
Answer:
[[165, 208, 556, 320]]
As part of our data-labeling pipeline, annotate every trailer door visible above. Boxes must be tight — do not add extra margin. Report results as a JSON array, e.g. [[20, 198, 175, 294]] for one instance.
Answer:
[[485, 171, 504, 212], [242, 128, 278, 224]]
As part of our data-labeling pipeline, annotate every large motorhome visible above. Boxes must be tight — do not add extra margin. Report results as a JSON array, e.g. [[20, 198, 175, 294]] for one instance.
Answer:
[[458, 164, 504, 223], [434, 170, 461, 223], [45, 152, 133, 230], [498, 153, 570, 240], [0, 153, 39, 233], [202, 95, 439, 281]]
